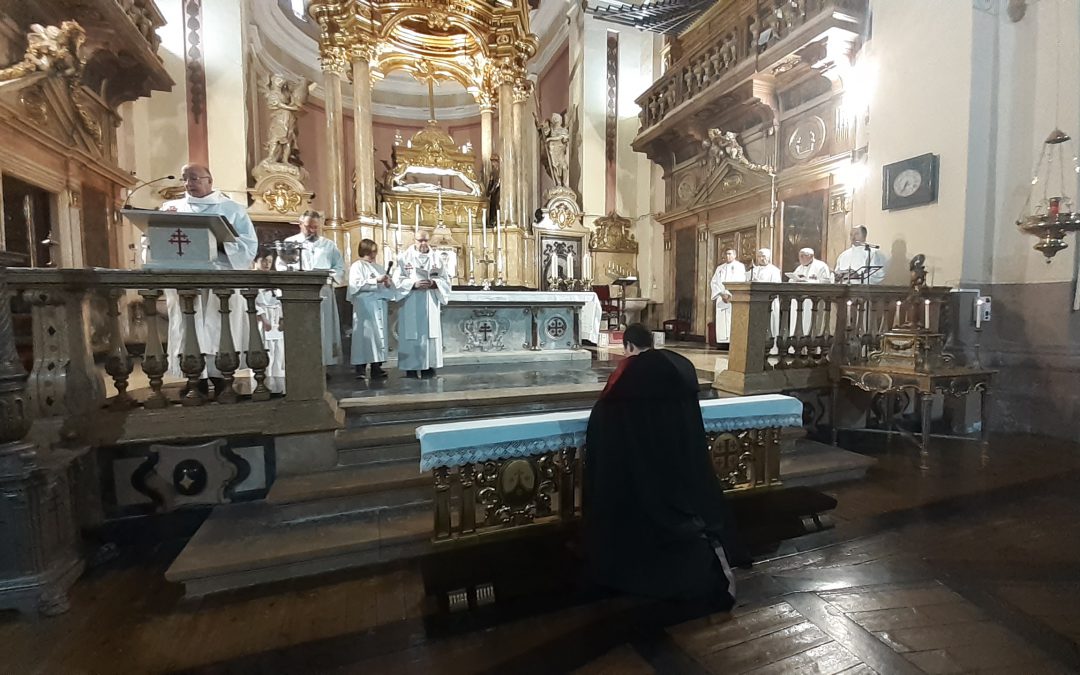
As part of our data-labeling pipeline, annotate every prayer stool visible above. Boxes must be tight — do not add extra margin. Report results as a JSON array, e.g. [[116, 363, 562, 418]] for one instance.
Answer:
[[663, 298, 692, 340], [592, 285, 621, 330], [708, 321, 716, 346]]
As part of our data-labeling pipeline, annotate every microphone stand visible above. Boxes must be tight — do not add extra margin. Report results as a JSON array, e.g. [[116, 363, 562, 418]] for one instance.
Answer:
[[123, 175, 176, 209]]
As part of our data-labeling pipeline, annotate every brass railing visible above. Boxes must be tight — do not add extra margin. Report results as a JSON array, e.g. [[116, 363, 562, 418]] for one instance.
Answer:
[[636, 0, 866, 131], [716, 282, 953, 395]]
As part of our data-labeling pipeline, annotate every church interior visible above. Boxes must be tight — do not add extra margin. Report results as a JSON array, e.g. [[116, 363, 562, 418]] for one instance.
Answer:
[[2, 0, 1080, 672]]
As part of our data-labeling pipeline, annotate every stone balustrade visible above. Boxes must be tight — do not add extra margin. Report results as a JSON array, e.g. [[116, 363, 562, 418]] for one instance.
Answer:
[[2, 268, 342, 447], [416, 395, 803, 542], [636, 0, 866, 130], [716, 282, 953, 395]]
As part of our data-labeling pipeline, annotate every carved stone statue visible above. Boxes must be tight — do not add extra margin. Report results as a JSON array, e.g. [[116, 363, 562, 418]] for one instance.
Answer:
[[702, 129, 773, 174], [259, 74, 309, 169], [0, 21, 85, 83], [537, 112, 570, 189]]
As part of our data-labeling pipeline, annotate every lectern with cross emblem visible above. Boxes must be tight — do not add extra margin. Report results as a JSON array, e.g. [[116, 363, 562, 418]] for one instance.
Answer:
[[121, 209, 238, 270]]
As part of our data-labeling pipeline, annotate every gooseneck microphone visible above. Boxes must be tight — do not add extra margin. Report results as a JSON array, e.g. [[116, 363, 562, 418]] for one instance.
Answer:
[[123, 175, 176, 208]]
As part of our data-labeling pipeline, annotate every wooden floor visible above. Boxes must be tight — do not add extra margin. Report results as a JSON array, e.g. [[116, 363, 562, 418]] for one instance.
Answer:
[[4, 432, 1080, 674]]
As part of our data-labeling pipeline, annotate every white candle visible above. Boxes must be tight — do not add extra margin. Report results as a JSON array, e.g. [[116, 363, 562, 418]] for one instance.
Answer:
[[495, 210, 502, 260], [396, 203, 402, 229], [975, 298, 983, 328], [382, 203, 389, 249], [846, 300, 853, 329], [415, 203, 421, 234], [567, 251, 575, 278], [549, 251, 558, 279], [924, 299, 931, 329], [482, 208, 488, 252], [584, 253, 591, 281], [468, 209, 474, 248], [894, 300, 902, 326]]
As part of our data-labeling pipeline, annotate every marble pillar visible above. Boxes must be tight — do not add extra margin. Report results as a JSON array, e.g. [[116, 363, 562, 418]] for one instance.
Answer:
[[349, 52, 376, 263], [479, 97, 495, 180], [498, 80, 517, 230], [320, 52, 348, 251], [513, 79, 534, 234]]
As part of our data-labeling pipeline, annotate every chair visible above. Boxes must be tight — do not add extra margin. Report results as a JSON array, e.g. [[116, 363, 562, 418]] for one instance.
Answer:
[[663, 298, 692, 341], [592, 285, 621, 330]]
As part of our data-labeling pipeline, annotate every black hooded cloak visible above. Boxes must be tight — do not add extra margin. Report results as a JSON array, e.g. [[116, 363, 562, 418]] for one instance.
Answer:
[[583, 348, 746, 605]]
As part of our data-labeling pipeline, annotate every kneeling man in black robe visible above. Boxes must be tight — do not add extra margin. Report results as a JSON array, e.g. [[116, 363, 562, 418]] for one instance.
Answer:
[[584, 324, 744, 611]]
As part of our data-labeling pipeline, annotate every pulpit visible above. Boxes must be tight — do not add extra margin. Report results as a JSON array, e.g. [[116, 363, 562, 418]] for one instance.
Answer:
[[122, 209, 238, 270]]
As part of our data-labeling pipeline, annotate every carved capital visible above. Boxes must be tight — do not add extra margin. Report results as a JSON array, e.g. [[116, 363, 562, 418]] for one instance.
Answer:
[[319, 46, 350, 76], [512, 78, 533, 104]]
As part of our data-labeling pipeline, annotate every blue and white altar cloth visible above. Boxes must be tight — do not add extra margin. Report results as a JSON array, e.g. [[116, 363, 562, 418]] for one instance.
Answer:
[[416, 394, 803, 471]]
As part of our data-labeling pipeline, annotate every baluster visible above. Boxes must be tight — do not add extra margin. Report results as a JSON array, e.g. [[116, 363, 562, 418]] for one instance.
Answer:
[[777, 296, 791, 368], [138, 289, 169, 409], [241, 289, 270, 402], [460, 462, 476, 535], [821, 299, 834, 364], [794, 296, 807, 363], [103, 288, 134, 409], [212, 289, 240, 403], [763, 293, 775, 371], [177, 290, 206, 406], [808, 298, 823, 364]]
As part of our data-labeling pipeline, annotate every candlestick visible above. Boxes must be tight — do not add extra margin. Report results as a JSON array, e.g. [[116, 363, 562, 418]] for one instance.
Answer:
[[924, 299, 931, 330], [894, 300, 902, 327], [975, 298, 983, 329], [845, 300, 853, 329]]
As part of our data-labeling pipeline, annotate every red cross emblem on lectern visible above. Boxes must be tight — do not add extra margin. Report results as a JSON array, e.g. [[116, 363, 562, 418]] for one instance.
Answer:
[[169, 228, 191, 256]]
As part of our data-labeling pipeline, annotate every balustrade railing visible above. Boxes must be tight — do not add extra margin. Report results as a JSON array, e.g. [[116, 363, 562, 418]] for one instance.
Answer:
[[716, 282, 952, 395], [636, 0, 866, 130], [417, 396, 803, 542], [2, 268, 338, 443]]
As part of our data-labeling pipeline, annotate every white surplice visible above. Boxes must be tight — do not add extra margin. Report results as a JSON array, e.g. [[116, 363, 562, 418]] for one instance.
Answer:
[[749, 264, 783, 339], [277, 234, 345, 366], [255, 289, 285, 378], [709, 261, 746, 343], [789, 259, 833, 336], [160, 191, 259, 378], [348, 260, 394, 365], [835, 245, 888, 284], [393, 245, 451, 371]]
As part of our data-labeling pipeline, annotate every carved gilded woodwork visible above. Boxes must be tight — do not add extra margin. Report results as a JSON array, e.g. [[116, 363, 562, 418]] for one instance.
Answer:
[[589, 211, 638, 254], [388, 123, 482, 196]]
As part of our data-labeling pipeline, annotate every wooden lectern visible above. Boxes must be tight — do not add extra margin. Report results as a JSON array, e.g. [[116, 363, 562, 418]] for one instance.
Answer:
[[122, 209, 238, 270]]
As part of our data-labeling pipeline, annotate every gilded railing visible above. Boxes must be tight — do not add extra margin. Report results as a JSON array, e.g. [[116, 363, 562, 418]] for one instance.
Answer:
[[417, 396, 802, 542], [636, 0, 866, 131], [716, 282, 952, 395]]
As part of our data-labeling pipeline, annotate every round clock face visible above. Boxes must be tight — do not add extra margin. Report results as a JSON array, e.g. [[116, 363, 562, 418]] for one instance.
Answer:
[[893, 168, 923, 198]]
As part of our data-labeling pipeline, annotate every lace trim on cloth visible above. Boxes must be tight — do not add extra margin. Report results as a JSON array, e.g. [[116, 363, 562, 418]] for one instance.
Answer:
[[417, 413, 802, 471]]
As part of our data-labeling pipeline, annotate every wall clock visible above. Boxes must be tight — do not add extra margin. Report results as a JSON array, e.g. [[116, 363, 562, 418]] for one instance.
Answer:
[[882, 153, 939, 210]]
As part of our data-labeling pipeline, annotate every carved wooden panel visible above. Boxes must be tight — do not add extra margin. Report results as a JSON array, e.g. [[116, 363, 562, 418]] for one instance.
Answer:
[[781, 190, 826, 272], [674, 227, 697, 323], [715, 226, 758, 269]]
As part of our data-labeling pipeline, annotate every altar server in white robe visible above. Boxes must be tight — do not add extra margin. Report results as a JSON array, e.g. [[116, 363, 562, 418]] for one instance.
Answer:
[[348, 238, 393, 380], [709, 248, 746, 345], [749, 248, 783, 340], [393, 229, 451, 378], [254, 251, 285, 379], [789, 248, 833, 336], [161, 163, 258, 384], [834, 226, 888, 284], [276, 210, 346, 367]]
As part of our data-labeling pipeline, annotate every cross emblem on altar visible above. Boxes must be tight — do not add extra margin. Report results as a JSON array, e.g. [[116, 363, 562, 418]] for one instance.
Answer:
[[478, 320, 495, 342], [168, 228, 191, 256]]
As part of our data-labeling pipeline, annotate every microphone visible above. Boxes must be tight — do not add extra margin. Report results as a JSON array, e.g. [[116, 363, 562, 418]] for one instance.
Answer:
[[863, 243, 880, 249], [124, 175, 176, 208]]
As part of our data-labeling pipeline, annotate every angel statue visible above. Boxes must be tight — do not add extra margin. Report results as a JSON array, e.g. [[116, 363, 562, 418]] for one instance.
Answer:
[[702, 128, 772, 174], [261, 74, 309, 168], [536, 112, 570, 189]]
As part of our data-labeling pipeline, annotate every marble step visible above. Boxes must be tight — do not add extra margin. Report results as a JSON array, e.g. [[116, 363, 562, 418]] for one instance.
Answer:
[[268, 461, 428, 506], [780, 439, 877, 487], [165, 500, 431, 598]]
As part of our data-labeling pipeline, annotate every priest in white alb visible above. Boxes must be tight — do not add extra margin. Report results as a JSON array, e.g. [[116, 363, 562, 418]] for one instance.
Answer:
[[160, 163, 258, 391], [709, 248, 746, 346], [749, 248, 782, 340], [393, 229, 451, 378], [789, 247, 833, 336], [277, 210, 346, 367], [834, 226, 888, 284]]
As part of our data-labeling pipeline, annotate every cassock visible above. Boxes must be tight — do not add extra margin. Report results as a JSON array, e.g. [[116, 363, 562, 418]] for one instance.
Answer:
[[160, 191, 258, 379], [393, 245, 451, 371], [835, 245, 887, 284], [584, 348, 744, 606], [348, 260, 393, 365], [255, 289, 285, 378], [749, 264, 783, 339], [709, 261, 746, 343], [277, 234, 345, 366]]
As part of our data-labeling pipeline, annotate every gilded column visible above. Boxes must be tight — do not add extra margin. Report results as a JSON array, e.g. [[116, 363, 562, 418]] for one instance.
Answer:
[[513, 79, 535, 233], [497, 79, 517, 229], [478, 94, 495, 181], [351, 43, 377, 253], [320, 46, 348, 251], [506, 79, 533, 286]]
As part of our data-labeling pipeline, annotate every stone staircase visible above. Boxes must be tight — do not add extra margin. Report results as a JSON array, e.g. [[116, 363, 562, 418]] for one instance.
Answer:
[[165, 384, 616, 598]]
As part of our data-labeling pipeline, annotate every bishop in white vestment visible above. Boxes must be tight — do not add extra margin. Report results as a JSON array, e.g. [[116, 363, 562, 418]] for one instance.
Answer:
[[835, 226, 887, 284], [161, 164, 258, 381], [709, 248, 747, 344], [393, 230, 451, 377], [348, 238, 394, 379], [277, 211, 346, 366]]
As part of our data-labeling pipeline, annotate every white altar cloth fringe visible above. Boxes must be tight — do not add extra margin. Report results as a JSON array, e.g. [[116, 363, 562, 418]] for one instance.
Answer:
[[416, 394, 803, 471]]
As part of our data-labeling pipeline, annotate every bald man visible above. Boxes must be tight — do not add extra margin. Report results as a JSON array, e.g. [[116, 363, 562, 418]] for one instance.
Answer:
[[160, 163, 259, 389]]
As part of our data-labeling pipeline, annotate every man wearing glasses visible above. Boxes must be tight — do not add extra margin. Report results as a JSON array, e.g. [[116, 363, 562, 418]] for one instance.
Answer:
[[160, 163, 259, 392]]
